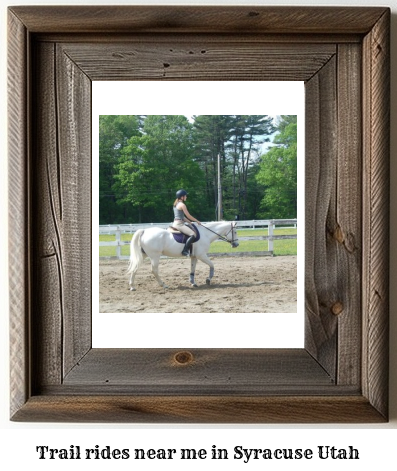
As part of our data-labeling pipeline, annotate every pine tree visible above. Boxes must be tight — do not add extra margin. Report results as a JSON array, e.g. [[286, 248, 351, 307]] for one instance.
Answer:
[[227, 115, 274, 219]]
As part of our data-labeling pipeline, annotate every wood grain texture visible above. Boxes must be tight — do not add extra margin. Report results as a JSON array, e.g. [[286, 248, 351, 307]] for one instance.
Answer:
[[362, 9, 390, 419], [62, 349, 334, 392], [8, 6, 390, 423], [35, 33, 363, 45], [336, 44, 362, 386], [304, 43, 363, 386], [32, 42, 63, 387], [9, 6, 387, 34], [11, 396, 385, 424], [55, 44, 92, 377], [8, 10, 30, 419], [304, 57, 338, 377], [60, 42, 335, 82], [31, 41, 92, 388]]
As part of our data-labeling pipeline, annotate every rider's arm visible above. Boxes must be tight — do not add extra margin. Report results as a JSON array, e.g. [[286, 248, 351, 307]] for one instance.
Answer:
[[178, 203, 201, 224]]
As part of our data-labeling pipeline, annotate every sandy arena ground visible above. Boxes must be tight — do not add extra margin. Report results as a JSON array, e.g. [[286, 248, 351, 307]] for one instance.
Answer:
[[99, 255, 297, 313]]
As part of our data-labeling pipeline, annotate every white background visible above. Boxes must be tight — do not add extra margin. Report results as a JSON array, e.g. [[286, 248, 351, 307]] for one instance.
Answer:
[[92, 81, 305, 348], [1, 0, 396, 469]]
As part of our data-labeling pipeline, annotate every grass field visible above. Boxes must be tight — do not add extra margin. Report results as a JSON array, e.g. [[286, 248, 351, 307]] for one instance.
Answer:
[[99, 228, 297, 257]]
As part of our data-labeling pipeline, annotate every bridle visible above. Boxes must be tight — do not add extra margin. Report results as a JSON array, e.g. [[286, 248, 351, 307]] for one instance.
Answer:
[[201, 222, 238, 246]]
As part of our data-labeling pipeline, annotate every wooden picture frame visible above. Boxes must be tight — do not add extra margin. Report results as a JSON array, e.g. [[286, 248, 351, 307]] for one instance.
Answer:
[[8, 6, 390, 423]]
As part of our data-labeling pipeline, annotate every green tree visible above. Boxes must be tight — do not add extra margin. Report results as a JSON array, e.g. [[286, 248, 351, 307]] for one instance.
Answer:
[[99, 115, 142, 223], [192, 115, 234, 218], [99, 114, 281, 224], [192, 115, 274, 220], [227, 115, 274, 219], [113, 115, 206, 223], [255, 115, 297, 219]]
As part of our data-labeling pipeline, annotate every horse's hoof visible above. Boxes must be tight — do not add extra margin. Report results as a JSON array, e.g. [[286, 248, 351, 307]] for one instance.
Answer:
[[206, 278, 211, 285], [191, 283, 198, 288], [129, 287, 136, 291]]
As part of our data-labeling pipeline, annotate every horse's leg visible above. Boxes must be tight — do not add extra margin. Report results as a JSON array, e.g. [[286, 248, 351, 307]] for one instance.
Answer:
[[150, 255, 168, 289], [197, 253, 215, 285], [190, 256, 198, 287]]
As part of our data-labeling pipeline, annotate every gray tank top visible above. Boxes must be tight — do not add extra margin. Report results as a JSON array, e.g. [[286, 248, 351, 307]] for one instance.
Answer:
[[173, 206, 185, 220]]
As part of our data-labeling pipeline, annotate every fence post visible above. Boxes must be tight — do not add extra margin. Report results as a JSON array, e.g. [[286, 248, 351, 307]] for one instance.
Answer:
[[116, 226, 121, 259], [268, 221, 274, 253]]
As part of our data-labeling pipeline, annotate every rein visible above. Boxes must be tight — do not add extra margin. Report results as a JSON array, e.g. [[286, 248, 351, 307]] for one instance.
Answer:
[[200, 223, 236, 245]]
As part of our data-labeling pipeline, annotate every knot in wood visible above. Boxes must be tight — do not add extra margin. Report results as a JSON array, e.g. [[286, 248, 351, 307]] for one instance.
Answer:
[[174, 351, 193, 365], [333, 225, 344, 244], [331, 302, 344, 316]]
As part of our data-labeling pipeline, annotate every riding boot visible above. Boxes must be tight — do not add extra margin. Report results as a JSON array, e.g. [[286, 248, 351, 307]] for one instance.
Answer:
[[182, 235, 195, 256]]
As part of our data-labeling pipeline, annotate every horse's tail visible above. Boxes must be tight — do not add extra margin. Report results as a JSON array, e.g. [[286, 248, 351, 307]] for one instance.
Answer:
[[127, 229, 145, 274]]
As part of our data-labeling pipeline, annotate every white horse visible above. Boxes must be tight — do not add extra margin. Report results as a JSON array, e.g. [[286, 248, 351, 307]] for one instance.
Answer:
[[127, 221, 239, 290]]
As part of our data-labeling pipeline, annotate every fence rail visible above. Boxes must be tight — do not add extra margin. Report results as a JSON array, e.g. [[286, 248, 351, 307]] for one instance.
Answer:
[[99, 219, 297, 259]]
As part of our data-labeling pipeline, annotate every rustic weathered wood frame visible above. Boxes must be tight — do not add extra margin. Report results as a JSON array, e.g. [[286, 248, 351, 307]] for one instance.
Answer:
[[8, 6, 390, 423]]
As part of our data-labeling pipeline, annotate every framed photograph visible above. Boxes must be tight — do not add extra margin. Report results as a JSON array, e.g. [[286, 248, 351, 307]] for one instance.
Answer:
[[8, 6, 390, 423], [93, 81, 305, 348]]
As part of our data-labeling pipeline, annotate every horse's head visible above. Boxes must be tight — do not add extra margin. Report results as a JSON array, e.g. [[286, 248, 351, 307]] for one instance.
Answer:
[[225, 221, 239, 248]]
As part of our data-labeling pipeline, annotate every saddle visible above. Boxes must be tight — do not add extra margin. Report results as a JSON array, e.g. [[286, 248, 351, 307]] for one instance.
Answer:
[[167, 223, 200, 244]]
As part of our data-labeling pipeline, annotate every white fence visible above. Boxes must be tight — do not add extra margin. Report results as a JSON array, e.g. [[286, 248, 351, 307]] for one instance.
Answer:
[[99, 219, 297, 259]]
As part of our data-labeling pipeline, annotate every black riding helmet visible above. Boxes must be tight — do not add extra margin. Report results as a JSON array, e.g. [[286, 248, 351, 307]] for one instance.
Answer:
[[176, 189, 188, 198]]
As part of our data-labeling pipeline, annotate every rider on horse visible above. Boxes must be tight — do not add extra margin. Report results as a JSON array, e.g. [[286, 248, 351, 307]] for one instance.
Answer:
[[173, 189, 202, 256]]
